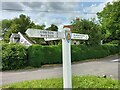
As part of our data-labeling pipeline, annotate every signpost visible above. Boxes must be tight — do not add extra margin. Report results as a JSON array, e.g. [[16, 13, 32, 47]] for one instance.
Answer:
[[71, 33, 89, 40], [26, 28, 89, 89], [26, 29, 58, 38], [62, 28, 72, 88]]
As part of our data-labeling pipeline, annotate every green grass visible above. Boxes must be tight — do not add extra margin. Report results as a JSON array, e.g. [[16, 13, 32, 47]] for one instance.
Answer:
[[2, 75, 120, 89]]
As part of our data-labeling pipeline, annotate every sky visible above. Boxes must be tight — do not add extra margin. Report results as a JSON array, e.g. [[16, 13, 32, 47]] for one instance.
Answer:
[[0, 0, 114, 30]]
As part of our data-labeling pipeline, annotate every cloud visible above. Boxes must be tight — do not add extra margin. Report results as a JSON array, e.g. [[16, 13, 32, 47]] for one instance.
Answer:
[[6, 2, 74, 12], [22, 2, 43, 9], [1, 1, 114, 29], [84, 0, 114, 13], [2, 2, 23, 10]]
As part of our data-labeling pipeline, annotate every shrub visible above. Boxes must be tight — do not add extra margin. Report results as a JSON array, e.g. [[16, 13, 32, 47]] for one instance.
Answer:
[[42, 45, 62, 64], [2, 43, 28, 70], [2, 43, 118, 70], [28, 44, 118, 67], [107, 40, 119, 44], [102, 44, 119, 55], [28, 45, 44, 67], [28, 45, 62, 67], [0, 43, 2, 70], [71, 45, 110, 62]]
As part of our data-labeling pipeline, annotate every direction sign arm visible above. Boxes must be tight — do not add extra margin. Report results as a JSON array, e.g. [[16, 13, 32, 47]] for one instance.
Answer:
[[44, 38, 61, 41], [71, 33, 89, 40], [26, 28, 58, 38]]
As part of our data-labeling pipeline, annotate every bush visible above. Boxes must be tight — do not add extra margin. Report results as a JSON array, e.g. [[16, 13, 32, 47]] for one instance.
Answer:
[[28, 45, 62, 67], [42, 45, 62, 64], [102, 44, 119, 55], [107, 40, 119, 44], [2, 43, 28, 70], [2, 43, 118, 70], [71, 45, 110, 62], [28, 44, 118, 67], [0, 43, 2, 70]]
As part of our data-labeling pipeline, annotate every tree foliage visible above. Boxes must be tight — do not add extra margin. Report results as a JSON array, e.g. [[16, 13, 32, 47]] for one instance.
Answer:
[[1, 14, 46, 43], [46, 24, 59, 45], [1, 19, 12, 34], [10, 14, 33, 34], [97, 0, 120, 44], [46, 24, 58, 31], [71, 18, 102, 46]]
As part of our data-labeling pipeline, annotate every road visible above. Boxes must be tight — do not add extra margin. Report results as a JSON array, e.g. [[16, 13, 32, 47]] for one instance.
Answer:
[[0, 54, 119, 86]]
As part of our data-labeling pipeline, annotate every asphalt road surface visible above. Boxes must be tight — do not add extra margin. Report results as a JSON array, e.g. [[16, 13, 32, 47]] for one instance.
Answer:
[[0, 54, 119, 86]]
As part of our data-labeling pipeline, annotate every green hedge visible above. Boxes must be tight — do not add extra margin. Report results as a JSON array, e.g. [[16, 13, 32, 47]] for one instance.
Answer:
[[0, 43, 2, 70], [28, 44, 118, 67], [71, 44, 118, 61], [28, 45, 62, 67], [2, 43, 118, 70], [2, 43, 28, 70]]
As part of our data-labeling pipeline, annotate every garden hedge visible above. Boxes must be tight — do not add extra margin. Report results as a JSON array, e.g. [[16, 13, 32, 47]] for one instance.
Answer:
[[28, 44, 119, 67], [2, 43, 28, 70], [2, 43, 118, 70], [28, 45, 62, 67]]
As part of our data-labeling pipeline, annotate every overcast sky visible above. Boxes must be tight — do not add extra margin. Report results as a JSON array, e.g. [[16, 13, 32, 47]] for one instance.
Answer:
[[1, 0, 114, 30]]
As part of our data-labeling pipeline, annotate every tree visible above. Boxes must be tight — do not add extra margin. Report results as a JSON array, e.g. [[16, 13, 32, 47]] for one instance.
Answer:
[[0, 19, 13, 42], [11, 14, 33, 34], [0, 19, 12, 35], [97, 0, 120, 44], [71, 18, 102, 46], [2, 14, 34, 42], [46, 24, 58, 31], [46, 24, 59, 45], [32, 24, 46, 29], [2, 14, 48, 43]]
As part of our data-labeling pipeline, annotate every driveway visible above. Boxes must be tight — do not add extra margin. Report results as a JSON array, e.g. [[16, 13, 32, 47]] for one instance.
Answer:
[[0, 54, 119, 86]]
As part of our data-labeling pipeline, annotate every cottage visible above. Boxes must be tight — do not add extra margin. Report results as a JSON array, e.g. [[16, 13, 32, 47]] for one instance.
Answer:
[[9, 32, 34, 46]]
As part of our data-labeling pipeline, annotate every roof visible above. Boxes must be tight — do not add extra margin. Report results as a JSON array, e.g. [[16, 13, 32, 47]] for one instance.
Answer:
[[10, 33, 20, 38], [63, 25, 74, 32], [22, 34, 36, 44], [63, 25, 73, 29]]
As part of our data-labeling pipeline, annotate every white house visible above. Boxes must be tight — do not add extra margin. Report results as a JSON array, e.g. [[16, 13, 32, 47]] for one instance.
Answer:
[[10, 32, 34, 46]]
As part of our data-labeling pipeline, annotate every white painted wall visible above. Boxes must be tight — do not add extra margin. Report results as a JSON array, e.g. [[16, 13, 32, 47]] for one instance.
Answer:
[[18, 32, 32, 46]]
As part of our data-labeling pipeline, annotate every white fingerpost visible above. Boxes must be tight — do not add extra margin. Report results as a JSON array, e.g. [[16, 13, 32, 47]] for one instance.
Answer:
[[26, 27, 89, 89], [62, 28, 72, 88]]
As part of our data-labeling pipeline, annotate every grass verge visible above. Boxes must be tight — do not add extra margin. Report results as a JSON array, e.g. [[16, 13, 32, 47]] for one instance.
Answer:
[[2, 75, 120, 88]]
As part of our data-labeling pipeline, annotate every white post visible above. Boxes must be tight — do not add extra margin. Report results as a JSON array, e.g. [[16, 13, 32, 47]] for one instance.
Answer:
[[26, 28, 89, 89], [62, 28, 72, 88]]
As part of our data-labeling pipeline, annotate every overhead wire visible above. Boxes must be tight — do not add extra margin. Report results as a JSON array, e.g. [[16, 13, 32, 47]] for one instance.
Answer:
[[2, 9, 97, 14]]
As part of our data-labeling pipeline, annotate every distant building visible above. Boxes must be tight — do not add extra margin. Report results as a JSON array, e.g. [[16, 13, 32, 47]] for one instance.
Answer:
[[63, 25, 73, 29], [9, 32, 34, 46], [10, 33, 20, 43], [0, 31, 3, 41], [0, 37, 3, 41]]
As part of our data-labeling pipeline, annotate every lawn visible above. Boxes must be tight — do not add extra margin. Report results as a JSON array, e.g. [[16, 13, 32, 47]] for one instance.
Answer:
[[2, 75, 120, 89]]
